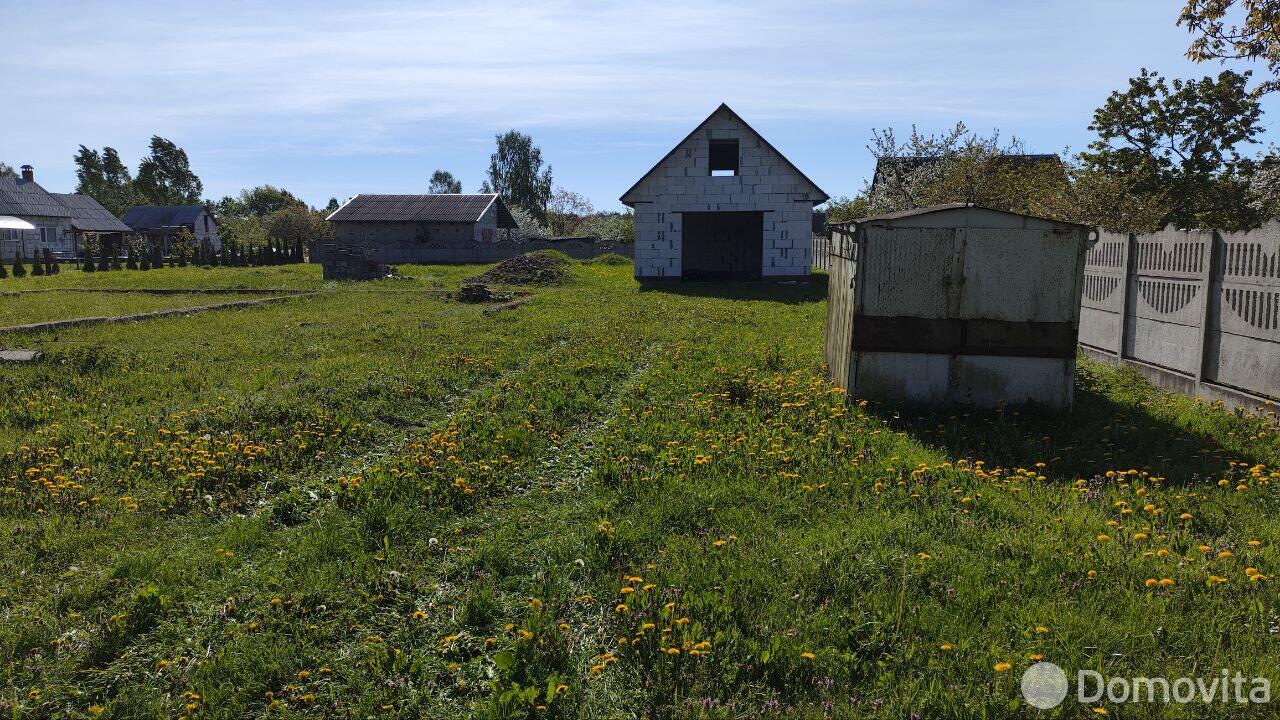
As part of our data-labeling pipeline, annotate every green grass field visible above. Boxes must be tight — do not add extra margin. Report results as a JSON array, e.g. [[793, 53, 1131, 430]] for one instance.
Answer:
[[0, 291, 275, 327], [1, 261, 1278, 719]]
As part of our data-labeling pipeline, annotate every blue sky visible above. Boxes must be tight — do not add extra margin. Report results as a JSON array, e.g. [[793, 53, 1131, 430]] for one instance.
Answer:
[[3, 0, 1276, 211]]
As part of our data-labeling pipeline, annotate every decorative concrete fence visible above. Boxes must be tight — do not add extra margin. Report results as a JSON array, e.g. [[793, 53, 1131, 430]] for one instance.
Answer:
[[319, 238, 634, 280], [812, 232, 831, 271], [329, 237, 632, 266], [1079, 224, 1280, 409]]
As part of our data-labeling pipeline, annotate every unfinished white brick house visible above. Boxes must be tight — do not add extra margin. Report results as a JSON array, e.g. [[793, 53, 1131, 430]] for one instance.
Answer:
[[621, 104, 828, 280]]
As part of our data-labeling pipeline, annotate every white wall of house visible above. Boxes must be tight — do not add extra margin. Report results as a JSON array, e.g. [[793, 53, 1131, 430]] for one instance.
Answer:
[[623, 108, 825, 279], [0, 216, 73, 262], [473, 202, 499, 243], [193, 208, 221, 250]]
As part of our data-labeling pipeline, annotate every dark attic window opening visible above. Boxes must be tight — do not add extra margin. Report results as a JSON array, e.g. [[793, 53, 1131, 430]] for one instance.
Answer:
[[709, 139, 739, 176]]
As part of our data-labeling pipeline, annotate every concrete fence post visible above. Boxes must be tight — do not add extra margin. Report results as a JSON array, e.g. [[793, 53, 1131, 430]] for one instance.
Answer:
[[1114, 232, 1136, 358], [1194, 231, 1221, 386]]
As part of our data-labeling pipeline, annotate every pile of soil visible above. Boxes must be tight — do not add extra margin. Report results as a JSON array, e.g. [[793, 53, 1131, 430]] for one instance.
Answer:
[[455, 283, 507, 303], [465, 250, 571, 286]]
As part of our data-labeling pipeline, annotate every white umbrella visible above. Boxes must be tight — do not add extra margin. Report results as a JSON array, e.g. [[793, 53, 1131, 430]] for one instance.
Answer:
[[0, 216, 36, 230]]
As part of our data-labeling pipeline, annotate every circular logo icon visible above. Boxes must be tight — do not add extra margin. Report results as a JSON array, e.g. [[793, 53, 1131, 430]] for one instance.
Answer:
[[1022, 661, 1069, 709]]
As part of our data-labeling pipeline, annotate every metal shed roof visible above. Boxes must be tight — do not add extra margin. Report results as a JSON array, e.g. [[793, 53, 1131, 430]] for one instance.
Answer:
[[121, 205, 208, 230], [53, 193, 133, 233], [832, 203, 1092, 228], [0, 176, 72, 218], [326, 194, 519, 228]]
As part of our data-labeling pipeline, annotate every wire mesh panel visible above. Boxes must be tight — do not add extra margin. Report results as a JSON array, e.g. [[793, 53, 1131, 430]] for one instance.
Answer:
[[859, 226, 954, 318]]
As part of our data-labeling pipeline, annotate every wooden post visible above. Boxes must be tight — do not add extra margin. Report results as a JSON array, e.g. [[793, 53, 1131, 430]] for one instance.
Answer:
[[1114, 233, 1136, 359], [1193, 231, 1221, 386]]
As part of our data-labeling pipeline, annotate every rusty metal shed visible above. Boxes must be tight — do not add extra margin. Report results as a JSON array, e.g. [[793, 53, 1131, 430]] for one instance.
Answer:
[[824, 203, 1095, 407]]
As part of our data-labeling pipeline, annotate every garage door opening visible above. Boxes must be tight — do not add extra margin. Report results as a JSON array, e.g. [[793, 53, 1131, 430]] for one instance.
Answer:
[[680, 211, 764, 280]]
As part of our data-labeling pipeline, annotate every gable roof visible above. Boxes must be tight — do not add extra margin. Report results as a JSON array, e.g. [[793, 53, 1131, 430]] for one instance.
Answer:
[[52, 193, 132, 233], [620, 103, 829, 206], [870, 154, 1065, 190], [831, 202, 1091, 228], [121, 205, 208, 230], [0, 176, 72, 218], [326, 193, 519, 228]]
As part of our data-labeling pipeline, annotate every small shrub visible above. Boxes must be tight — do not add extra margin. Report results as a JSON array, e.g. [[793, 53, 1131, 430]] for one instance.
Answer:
[[12, 249, 26, 278]]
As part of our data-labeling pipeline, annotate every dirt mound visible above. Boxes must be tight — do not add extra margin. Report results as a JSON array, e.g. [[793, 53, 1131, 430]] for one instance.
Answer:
[[465, 250, 571, 286], [455, 283, 499, 303], [583, 252, 632, 266]]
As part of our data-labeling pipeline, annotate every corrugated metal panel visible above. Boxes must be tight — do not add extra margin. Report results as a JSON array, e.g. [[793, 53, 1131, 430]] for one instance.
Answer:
[[329, 194, 505, 224], [53, 193, 132, 233], [122, 205, 205, 230], [859, 226, 953, 318], [959, 228, 1081, 322], [0, 177, 72, 218]]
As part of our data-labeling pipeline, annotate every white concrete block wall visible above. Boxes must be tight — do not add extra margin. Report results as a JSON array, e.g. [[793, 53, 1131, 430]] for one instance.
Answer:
[[472, 203, 500, 243], [624, 107, 825, 279], [194, 209, 221, 251]]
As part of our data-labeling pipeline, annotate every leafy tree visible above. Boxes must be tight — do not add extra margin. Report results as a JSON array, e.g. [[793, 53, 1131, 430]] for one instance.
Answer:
[[1180, 0, 1280, 93], [577, 211, 635, 243], [861, 123, 1075, 221], [325, 197, 340, 213], [73, 146, 105, 195], [480, 131, 553, 221], [135, 136, 203, 205], [265, 204, 330, 261], [74, 146, 136, 216], [508, 206, 549, 240], [546, 187, 593, 236], [0, 162, 15, 178], [217, 185, 304, 218], [1080, 68, 1263, 229], [1064, 161, 1171, 233], [1247, 147, 1280, 218], [821, 196, 872, 223], [171, 228, 195, 267], [220, 215, 269, 257], [429, 170, 463, 194]]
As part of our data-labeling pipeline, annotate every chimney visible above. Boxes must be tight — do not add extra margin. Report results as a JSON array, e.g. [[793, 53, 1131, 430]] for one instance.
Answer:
[[19, 165, 33, 182]]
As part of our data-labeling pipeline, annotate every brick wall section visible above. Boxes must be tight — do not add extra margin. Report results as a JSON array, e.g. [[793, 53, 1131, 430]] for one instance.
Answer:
[[622, 107, 826, 279]]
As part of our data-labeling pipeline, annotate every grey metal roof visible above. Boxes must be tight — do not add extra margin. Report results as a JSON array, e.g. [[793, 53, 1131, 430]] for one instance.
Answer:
[[121, 205, 207, 230], [832, 202, 1091, 228], [0, 176, 72, 218], [327, 194, 518, 228], [53, 193, 132, 233]]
